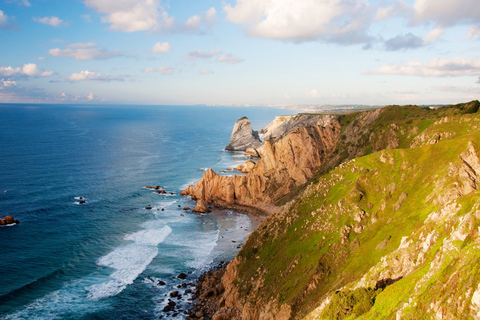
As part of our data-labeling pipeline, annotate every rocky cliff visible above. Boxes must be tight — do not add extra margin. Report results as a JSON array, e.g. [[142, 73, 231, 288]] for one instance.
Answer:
[[188, 100, 480, 320], [183, 114, 342, 214], [225, 117, 262, 151]]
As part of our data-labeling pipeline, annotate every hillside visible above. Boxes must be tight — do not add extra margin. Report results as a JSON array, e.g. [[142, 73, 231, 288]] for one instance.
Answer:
[[189, 101, 480, 320]]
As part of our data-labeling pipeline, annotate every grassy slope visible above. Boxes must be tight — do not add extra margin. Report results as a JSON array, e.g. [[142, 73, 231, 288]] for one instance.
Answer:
[[232, 101, 480, 319]]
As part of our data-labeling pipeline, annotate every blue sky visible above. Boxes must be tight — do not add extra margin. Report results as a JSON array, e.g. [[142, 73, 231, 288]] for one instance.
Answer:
[[0, 0, 479, 106]]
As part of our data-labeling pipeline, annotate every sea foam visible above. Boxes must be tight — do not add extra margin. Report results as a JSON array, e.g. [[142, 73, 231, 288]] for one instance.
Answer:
[[86, 226, 172, 301]]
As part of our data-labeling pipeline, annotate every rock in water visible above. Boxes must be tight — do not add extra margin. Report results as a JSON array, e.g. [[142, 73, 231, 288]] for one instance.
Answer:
[[225, 117, 262, 151], [4, 215, 14, 224]]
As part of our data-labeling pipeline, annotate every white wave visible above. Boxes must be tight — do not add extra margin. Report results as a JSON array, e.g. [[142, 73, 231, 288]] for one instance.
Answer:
[[86, 226, 172, 301]]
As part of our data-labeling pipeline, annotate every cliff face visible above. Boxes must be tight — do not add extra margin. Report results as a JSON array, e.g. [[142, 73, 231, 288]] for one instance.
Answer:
[[182, 115, 341, 214], [189, 101, 480, 320], [225, 117, 262, 151]]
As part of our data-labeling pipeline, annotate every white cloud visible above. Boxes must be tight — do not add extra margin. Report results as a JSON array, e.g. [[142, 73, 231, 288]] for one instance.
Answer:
[[0, 10, 9, 26], [87, 92, 94, 100], [199, 68, 214, 75], [0, 63, 53, 78], [84, 0, 174, 32], [33, 16, 64, 27], [1, 79, 17, 87], [181, 7, 218, 32], [156, 66, 173, 74], [49, 43, 123, 60], [204, 7, 217, 27], [0, 66, 21, 77], [67, 70, 125, 82], [412, 0, 480, 26], [143, 67, 154, 74], [424, 26, 444, 44], [224, 0, 375, 44], [183, 48, 221, 60], [143, 66, 174, 74], [365, 57, 480, 77], [307, 89, 319, 98], [374, 1, 411, 21], [185, 15, 202, 30], [152, 42, 171, 53], [215, 53, 243, 64]]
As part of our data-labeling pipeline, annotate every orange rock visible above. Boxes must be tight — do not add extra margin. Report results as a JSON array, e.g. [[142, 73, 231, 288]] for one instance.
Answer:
[[5, 215, 14, 224]]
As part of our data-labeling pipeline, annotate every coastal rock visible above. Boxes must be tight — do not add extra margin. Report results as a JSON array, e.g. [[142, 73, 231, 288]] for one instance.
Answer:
[[5, 215, 14, 224], [235, 159, 256, 173], [225, 117, 262, 151], [182, 116, 341, 214], [193, 199, 211, 213], [244, 147, 260, 157], [0, 218, 4, 225], [261, 114, 337, 142], [183, 206, 191, 211]]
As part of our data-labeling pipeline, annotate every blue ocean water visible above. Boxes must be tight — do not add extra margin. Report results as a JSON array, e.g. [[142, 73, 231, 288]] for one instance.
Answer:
[[0, 104, 288, 319]]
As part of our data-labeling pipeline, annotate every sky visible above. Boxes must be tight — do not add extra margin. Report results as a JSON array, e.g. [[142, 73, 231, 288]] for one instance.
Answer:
[[0, 0, 479, 106]]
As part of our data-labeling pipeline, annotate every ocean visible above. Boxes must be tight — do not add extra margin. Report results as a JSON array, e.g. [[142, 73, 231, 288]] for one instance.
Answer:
[[0, 104, 288, 319]]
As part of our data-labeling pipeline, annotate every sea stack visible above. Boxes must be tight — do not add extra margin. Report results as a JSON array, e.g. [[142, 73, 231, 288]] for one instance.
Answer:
[[225, 117, 262, 151]]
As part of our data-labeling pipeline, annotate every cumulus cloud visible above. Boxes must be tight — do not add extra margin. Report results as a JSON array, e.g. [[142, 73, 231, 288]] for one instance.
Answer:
[[87, 92, 94, 100], [49, 43, 123, 60], [384, 33, 424, 51], [67, 70, 126, 82], [33, 16, 64, 27], [152, 42, 171, 53], [412, 0, 480, 26], [0, 63, 53, 78], [204, 7, 217, 27], [183, 48, 221, 60], [143, 66, 174, 74], [199, 68, 214, 75], [419, 1, 480, 25], [84, 0, 174, 32], [0, 10, 8, 26], [365, 57, 480, 77], [224, 0, 375, 44], [215, 53, 243, 64]]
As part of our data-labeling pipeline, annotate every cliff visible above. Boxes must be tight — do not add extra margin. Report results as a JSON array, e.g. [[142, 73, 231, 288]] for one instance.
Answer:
[[182, 114, 342, 214], [225, 117, 262, 151], [187, 100, 480, 320]]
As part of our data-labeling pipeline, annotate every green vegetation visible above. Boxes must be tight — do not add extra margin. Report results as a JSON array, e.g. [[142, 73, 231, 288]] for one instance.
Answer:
[[322, 288, 379, 319], [230, 101, 480, 319]]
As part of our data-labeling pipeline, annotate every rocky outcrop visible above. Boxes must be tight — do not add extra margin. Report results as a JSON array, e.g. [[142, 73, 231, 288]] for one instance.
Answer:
[[225, 117, 262, 151], [235, 159, 256, 173], [261, 114, 337, 142], [183, 116, 341, 214], [1, 215, 19, 225], [192, 199, 211, 213]]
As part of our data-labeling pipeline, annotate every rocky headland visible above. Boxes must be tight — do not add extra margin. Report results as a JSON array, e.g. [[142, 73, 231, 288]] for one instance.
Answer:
[[184, 100, 480, 320]]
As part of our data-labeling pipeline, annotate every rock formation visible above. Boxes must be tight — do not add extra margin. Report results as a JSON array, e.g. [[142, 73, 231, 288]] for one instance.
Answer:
[[225, 117, 262, 151], [183, 115, 342, 214], [1, 215, 19, 225], [235, 159, 255, 173], [192, 199, 211, 213]]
